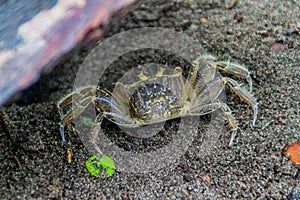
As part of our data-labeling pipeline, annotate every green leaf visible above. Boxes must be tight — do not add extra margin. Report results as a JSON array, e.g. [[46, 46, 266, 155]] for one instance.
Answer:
[[86, 155, 115, 177]]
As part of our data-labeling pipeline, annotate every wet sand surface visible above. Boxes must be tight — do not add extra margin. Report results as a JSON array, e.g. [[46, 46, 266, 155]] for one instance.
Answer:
[[1, 0, 299, 199]]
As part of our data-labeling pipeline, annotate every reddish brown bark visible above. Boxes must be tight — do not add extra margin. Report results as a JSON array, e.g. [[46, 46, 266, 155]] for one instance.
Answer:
[[0, 0, 135, 105]]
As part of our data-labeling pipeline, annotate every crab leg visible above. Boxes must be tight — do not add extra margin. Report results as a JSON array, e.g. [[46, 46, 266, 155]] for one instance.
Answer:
[[95, 88, 133, 126], [59, 95, 95, 126], [58, 86, 94, 111], [190, 76, 224, 106], [57, 86, 95, 141], [187, 56, 217, 97], [190, 101, 238, 145], [222, 77, 258, 126], [101, 108, 133, 126], [220, 103, 239, 146], [88, 115, 104, 155], [215, 61, 253, 92]]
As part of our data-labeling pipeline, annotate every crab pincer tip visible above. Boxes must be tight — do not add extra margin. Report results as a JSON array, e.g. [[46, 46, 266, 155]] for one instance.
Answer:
[[252, 105, 258, 126], [229, 128, 238, 146], [60, 125, 66, 142]]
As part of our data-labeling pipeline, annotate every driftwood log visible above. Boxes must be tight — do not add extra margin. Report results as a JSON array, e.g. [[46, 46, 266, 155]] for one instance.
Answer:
[[0, 0, 135, 105]]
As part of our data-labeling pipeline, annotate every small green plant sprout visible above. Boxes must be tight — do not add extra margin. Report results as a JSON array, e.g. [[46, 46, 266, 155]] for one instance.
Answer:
[[86, 155, 115, 177]]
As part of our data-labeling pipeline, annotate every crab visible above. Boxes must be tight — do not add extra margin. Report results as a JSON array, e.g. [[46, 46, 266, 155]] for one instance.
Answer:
[[58, 55, 258, 145]]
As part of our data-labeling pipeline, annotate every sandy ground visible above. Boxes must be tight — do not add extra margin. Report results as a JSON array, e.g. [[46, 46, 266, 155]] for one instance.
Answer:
[[1, 0, 299, 199]]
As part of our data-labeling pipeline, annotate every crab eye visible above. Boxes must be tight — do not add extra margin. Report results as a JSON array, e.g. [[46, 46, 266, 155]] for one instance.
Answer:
[[174, 67, 182, 74], [160, 58, 167, 65]]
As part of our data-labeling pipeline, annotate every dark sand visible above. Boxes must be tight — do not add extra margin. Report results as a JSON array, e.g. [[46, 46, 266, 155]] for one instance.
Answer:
[[1, 0, 299, 199]]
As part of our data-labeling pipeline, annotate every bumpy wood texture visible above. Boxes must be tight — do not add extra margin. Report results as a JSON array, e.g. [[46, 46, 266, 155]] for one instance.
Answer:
[[0, 0, 135, 105]]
